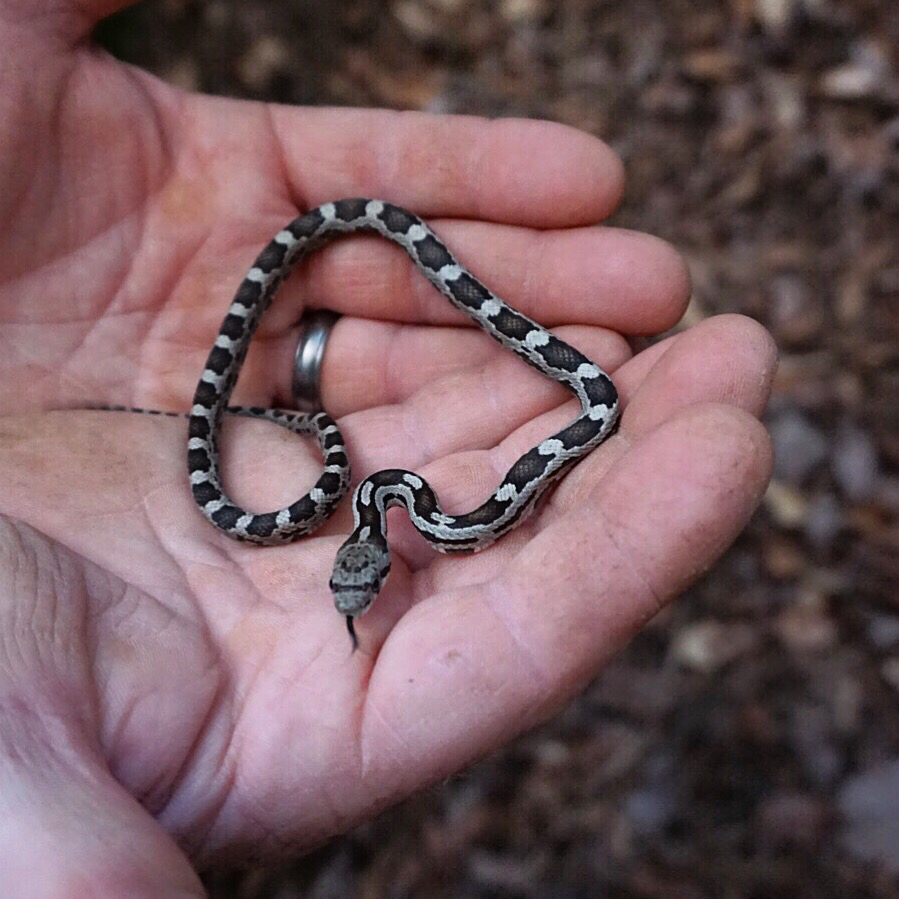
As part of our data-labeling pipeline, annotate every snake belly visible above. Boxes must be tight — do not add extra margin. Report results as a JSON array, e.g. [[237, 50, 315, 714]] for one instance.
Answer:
[[188, 199, 620, 637]]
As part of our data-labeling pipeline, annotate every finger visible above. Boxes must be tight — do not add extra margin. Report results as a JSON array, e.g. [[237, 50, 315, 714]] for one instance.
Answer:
[[503, 403, 773, 667], [259, 219, 690, 333], [378, 314, 775, 570], [547, 313, 778, 510], [21, 2, 134, 42], [0, 518, 205, 896], [78, 0, 130, 24], [268, 110, 625, 228], [206, 220, 686, 411], [0, 733, 205, 897], [136, 218, 684, 411], [4, 3, 84, 29], [180, 220, 686, 397], [330, 324, 629, 471], [608, 313, 778, 424], [360, 403, 772, 789], [318, 321, 630, 419]]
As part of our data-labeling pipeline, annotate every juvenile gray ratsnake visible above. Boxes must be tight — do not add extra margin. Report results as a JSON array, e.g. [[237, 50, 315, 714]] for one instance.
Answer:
[[167, 199, 619, 646]]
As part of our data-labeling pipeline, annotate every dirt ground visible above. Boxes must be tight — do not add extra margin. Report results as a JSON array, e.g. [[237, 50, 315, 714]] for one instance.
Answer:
[[97, 1, 898, 896]]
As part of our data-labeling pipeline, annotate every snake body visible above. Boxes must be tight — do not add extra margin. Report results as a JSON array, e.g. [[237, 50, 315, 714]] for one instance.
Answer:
[[188, 199, 620, 641]]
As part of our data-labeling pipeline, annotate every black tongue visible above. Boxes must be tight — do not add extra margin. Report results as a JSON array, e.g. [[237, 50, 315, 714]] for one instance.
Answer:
[[346, 615, 359, 652]]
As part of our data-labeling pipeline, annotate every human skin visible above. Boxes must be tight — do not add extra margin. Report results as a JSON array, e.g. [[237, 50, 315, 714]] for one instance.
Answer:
[[0, 1, 775, 894]]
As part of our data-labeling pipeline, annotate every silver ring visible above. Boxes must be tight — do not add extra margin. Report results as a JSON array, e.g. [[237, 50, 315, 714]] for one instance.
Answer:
[[292, 310, 340, 412]]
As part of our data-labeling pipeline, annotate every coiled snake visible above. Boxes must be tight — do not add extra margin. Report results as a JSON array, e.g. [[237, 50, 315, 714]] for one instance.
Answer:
[[187, 199, 620, 645]]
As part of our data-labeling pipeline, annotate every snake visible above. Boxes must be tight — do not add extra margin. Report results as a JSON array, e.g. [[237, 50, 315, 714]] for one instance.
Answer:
[[187, 199, 620, 645]]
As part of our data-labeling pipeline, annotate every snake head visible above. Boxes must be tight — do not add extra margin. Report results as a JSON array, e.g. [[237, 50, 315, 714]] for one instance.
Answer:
[[329, 539, 390, 618]]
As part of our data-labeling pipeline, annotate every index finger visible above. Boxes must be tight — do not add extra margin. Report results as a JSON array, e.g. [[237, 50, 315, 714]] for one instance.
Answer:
[[268, 109, 626, 229]]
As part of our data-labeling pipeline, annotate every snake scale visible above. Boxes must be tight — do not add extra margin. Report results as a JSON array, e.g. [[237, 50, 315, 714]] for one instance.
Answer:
[[187, 199, 620, 644]]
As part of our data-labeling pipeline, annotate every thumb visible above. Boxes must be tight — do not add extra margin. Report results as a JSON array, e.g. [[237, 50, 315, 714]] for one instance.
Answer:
[[0, 518, 205, 897], [0, 715, 204, 897]]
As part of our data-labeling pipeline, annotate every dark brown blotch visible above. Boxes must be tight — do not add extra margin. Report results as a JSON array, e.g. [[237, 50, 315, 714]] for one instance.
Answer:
[[334, 198, 371, 221]]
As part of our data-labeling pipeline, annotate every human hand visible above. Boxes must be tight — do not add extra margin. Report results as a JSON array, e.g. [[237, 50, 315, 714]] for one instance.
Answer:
[[0, 1, 775, 893]]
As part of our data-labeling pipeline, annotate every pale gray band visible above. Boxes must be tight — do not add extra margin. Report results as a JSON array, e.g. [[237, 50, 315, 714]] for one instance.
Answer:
[[292, 310, 340, 412]]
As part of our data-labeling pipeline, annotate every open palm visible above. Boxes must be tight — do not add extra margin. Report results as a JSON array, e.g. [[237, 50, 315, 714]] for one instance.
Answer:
[[0, 2, 775, 892]]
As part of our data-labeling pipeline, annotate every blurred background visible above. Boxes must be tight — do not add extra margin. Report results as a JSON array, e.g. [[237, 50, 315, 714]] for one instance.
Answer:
[[97, 2, 897, 896]]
